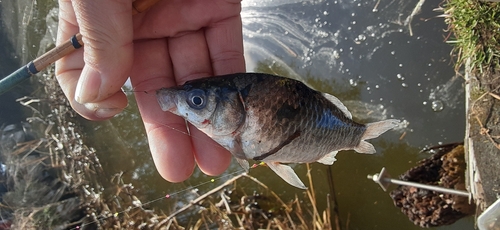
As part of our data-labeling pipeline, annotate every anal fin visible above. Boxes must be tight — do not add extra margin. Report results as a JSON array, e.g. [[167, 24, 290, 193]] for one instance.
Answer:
[[354, 140, 376, 154], [266, 162, 307, 189], [317, 151, 338, 165]]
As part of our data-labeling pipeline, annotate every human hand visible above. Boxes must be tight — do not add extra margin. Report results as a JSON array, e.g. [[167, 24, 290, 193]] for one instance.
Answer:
[[56, 0, 245, 182]]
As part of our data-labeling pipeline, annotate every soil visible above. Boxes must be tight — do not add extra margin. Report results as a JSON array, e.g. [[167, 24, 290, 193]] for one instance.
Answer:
[[465, 68, 500, 213]]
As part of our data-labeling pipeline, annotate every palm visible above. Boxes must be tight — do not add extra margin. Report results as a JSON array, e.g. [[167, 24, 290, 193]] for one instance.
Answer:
[[56, 0, 244, 182], [128, 0, 245, 182]]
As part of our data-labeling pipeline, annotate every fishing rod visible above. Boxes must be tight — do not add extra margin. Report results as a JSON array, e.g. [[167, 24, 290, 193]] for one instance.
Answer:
[[0, 0, 160, 95]]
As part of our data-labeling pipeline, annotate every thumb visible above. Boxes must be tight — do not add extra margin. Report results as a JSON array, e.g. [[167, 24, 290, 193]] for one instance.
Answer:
[[72, 0, 133, 104]]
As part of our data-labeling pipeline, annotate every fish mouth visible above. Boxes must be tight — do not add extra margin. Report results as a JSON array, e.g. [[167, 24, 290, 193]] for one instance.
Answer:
[[156, 88, 179, 112]]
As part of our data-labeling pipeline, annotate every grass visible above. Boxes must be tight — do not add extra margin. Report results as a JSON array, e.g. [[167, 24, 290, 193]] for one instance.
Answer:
[[162, 169, 335, 229], [443, 0, 500, 74]]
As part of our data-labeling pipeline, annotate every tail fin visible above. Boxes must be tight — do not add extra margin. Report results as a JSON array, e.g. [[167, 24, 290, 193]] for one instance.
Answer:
[[354, 119, 400, 154], [363, 119, 400, 140]]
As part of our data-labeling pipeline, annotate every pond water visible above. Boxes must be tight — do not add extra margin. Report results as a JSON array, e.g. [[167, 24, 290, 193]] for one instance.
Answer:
[[0, 0, 473, 229]]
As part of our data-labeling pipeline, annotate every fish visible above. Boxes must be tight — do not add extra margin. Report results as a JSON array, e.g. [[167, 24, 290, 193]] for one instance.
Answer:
[[156, 73, 400, 189]]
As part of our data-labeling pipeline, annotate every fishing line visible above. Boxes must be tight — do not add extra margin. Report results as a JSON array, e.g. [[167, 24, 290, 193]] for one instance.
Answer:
[[118, 87, 230, 151], [11, 81, 252, 228], [122, 88, 154, 94], [71, 168, 251, 229], [66, 88, 254, 229]]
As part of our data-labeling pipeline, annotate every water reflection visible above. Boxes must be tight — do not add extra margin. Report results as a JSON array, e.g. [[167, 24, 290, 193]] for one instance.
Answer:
[[243, 0, 465, 146], [241, 0, 469, 229]]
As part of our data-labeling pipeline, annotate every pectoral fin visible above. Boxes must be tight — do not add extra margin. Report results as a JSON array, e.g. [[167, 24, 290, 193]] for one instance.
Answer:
[[317, 151, 338, 165], [266, 162, 307, 189]]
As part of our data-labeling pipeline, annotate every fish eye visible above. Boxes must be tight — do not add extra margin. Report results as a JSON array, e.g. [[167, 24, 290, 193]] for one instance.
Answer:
[[187, 89, 206, 109], [192, 96, 203, 105]]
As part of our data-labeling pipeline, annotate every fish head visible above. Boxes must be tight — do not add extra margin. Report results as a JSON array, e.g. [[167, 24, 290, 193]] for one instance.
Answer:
[[156, 86, 218, 130], [156, 83, 246, 136]]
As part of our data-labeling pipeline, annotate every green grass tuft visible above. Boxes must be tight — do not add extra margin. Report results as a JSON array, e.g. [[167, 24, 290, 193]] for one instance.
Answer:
[[444, 0, 500, 74]]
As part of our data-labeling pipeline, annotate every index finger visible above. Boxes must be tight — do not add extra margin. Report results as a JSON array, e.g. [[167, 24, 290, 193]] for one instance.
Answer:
[[130, 38, 196, 182]]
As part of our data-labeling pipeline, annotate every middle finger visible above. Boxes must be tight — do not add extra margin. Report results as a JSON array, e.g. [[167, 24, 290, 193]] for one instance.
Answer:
[[168, 31, 232, 175]]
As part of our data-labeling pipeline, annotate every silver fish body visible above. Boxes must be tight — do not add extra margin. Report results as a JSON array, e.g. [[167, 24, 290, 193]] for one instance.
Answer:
[[157, 73, 400, 189]]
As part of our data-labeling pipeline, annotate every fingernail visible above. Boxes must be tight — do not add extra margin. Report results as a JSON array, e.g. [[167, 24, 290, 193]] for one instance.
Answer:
[[84, 103, 121, 118], [95, 108, 121, 118], [75, 66, 102, 104]]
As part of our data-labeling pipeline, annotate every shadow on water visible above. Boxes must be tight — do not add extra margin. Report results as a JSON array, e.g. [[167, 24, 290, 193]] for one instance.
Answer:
[[0, 2, 28, 125], [0, 0, 474, 229]]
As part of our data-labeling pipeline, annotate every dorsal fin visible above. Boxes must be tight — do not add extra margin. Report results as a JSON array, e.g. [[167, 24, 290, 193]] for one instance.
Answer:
[[322, 93, 352, 119]]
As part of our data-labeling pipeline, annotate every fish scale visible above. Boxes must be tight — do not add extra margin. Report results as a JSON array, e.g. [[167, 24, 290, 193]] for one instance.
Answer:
[[156, 73, 400, 189], [241, 76, 365, 162]]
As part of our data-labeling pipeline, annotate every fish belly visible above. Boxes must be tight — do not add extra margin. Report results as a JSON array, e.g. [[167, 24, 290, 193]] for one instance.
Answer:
[[240, 107, 365, 163]]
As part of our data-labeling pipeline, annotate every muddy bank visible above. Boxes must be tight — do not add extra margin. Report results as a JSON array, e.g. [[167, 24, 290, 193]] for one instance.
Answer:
[[465, 68, 500, 213], [444, 0, 500, 215]]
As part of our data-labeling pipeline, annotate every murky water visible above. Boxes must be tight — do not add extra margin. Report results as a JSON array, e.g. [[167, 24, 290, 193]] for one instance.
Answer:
[[0, 0, 472, 229]]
